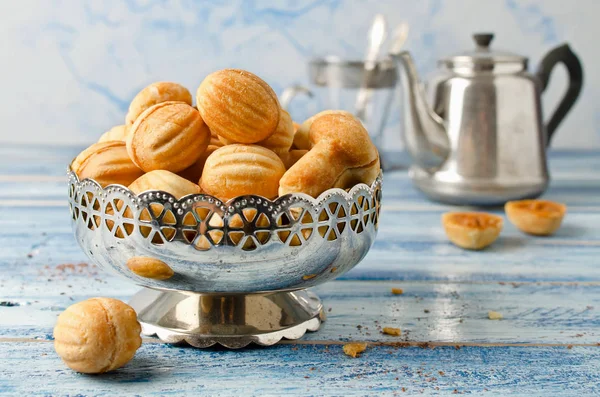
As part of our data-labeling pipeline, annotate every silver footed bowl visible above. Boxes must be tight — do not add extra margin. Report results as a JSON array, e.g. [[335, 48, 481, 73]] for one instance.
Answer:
[[68, 169, 382, 294]]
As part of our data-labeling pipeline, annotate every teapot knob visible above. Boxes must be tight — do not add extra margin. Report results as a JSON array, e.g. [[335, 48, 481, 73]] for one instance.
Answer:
[[473, 33, 494, 48]]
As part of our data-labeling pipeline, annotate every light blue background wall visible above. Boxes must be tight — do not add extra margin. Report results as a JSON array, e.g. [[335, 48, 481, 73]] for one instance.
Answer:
[[1, 0, 598, 148]]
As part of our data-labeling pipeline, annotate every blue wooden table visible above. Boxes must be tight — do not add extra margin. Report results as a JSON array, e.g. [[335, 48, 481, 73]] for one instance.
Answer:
[[1, 145, 599, 396]]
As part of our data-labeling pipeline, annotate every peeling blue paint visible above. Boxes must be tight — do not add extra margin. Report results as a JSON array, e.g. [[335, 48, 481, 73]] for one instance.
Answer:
[[1, 343, 599, 395]]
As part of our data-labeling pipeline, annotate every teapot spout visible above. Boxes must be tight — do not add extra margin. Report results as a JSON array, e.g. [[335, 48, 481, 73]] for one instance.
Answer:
[[393, 51, 449, 170]]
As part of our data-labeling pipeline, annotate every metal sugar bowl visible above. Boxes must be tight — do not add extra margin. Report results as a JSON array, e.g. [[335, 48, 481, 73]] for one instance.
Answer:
[[67, 168, 382, 348], [281, 56, 398, 162]]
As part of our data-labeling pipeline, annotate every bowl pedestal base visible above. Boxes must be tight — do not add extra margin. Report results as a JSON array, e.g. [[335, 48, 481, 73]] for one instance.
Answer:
[[129, 288, 323, 348]]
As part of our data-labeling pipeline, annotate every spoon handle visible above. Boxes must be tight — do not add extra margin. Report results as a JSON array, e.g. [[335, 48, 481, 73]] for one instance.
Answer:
[[354, 14, 387, 122]]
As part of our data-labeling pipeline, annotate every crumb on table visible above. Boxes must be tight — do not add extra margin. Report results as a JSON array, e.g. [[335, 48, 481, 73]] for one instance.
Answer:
[[488, 311, 503, 320], [343, 342, 368, 358], [382, 327, 401, 336], [391, 288, 404, 295]]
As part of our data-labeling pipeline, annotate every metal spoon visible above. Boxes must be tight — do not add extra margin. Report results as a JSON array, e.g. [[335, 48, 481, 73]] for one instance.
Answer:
[[377, 22, 410, 138], [388, 22, 410, 56], [354, 14, 387, 122], [377, 22, 410, 171]]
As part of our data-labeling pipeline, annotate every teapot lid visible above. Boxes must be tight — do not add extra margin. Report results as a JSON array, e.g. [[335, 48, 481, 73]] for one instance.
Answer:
[[441, 33, 528, 73]]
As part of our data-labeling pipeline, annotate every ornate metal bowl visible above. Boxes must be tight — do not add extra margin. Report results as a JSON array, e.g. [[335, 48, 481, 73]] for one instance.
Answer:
[[67, 168, 382, 348]]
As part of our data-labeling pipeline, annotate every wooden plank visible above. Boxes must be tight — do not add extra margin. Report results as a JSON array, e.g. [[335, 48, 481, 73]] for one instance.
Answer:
[[0, 144, 81, 177], [0, 342, 598, 396], [2, 279, 600, 344]]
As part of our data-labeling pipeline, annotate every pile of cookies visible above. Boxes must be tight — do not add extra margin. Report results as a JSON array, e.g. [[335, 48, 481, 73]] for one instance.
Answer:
[[71, 69, 380, 203]]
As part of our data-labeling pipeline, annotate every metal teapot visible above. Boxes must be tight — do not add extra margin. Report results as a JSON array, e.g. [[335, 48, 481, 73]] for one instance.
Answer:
[[392, 33, 583, 205]]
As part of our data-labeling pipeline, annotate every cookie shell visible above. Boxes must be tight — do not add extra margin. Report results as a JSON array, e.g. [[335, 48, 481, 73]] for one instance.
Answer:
[[126, 82, 192, 126], [127, 101, 210, 173], [53, 298, 142, 374], [72, 141, 143, 187], [196, 69, 280, 144], [200, 144, 285, 201]]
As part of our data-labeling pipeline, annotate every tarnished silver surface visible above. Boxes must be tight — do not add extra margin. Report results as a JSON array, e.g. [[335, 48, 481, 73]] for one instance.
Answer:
[[392, 33, 582, 205], [68, 170, 381, 293], [129, 288, 323, 348], [68, 168, 381, 347], [354, 14, 388, 122], [308, 57, 397, 89], [394, 51, 449, 170], [285, 57, 397, 158]]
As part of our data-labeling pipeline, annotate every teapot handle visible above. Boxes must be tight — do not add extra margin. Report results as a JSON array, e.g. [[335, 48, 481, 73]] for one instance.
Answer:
[[536, 44, 583, 145]]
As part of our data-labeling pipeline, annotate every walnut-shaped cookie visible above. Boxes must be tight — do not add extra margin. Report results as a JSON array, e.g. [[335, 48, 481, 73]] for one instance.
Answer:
[[177, 145, 219, 184], [53, 298, 142, 374], [98, 124, 128, 143], [220, 108, 294, 155], [126, 81, 192, 127], [128, 170, 201, 199], [71, 141, 143, 187], [127, 257, 174, 280], [128, 170, 201, 239], [196, 69, 280, 144], [127, 101, 210, 172], [200, 144, 285, 201]]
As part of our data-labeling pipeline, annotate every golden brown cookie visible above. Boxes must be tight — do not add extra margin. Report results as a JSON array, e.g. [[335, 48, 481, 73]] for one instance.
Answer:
[[382, 327, 401, 336], [126, 82, 192, 127], [209, 129, 224, 147], [505, 199, 566, 236], [256, 108, 294, 154], [293, 110, 347, 150], [71, 141, 143, 187], [104, 171, 198, 239], [279, 149, 308, 169], [196, 69, 280, 144], [127, 257, 174, 280], [279, 112, 379, 197], [98, 124, 128, 143], [442, 212, 503, 250], [177, 145, 219, 184], [332, 153, 380, 190], [200, 144, 285, 201], [343, 342, 367, 358], [53, 297, 142, 374], [128, 170, 201, 199], [220, 108, 294, 155], [127, 101, 210, 172], [128, 170, 201, 238]]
